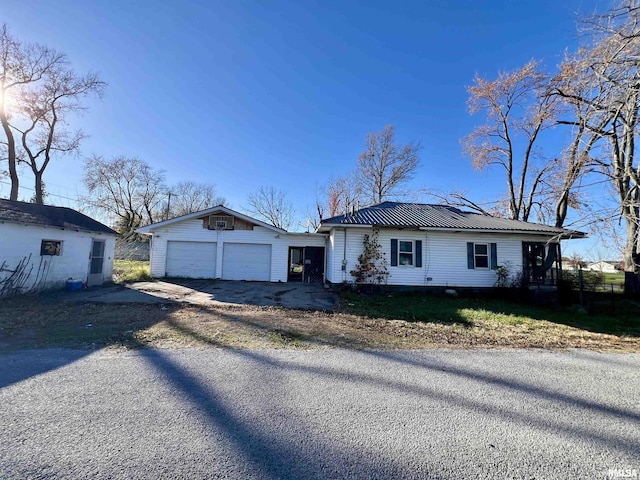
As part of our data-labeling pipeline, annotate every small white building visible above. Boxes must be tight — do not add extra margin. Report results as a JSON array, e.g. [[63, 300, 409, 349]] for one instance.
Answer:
[[0, 199, 117, 296], [136, 206, 327, 283], [585, 261, 619, 274]]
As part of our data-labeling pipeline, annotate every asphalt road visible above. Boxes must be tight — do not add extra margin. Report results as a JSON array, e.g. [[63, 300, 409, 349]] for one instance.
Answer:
[[1, 348, 639, 479]]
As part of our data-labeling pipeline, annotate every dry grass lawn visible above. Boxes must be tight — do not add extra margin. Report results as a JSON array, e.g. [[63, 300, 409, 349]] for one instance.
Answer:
[[0, 292, 638, 352]]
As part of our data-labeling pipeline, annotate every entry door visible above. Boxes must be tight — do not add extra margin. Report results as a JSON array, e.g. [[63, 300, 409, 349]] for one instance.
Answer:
[[522, 242, 546, 285], [88, 239, 106, 287], [303, 247, 324, 283]]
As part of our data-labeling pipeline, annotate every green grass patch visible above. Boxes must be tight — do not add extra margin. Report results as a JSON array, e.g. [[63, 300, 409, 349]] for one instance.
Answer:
[[602, 272, 625, 285], [341, 291, 640, 338], [113, 259, 151, 283]]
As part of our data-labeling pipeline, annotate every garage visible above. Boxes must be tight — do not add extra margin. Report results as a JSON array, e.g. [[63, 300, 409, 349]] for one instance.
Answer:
[[166, 241, 217, 278], [222, 243, 271, 281]]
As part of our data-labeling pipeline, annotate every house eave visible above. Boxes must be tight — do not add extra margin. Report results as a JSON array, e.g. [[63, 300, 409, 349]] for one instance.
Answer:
[[315, 222, 585, 239], [316, 223, 373, 233], [418, 226, 586, 239], [0, 219, 118, 236]]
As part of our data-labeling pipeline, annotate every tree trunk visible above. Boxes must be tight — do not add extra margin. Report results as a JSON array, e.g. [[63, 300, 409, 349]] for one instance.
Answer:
[[555, 190, 569, 228], [34, 172, 44, 205], [0, 110, 19, 201], [623, 216, 640, 296]]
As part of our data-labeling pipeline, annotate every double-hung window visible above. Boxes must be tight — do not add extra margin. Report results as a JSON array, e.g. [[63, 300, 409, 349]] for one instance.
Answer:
[[467, 242, 497, 270], [399, 241, 414, 266], [474, 243, 489, 268], [391, 239, 422, 267]]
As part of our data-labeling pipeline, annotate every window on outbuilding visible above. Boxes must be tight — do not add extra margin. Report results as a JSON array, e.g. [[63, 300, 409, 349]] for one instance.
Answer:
[[41, 240, 62, 256], [390, 239, 422, 267], [467, 242, 497, 270]]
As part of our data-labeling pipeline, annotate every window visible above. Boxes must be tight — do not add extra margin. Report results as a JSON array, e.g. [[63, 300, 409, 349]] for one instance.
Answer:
[[474, 243, 489, 268], [399, 241, 414, 266], [41, 240, 62, 256], [467, 242, 497, 270], [390, 239, 422, 267]]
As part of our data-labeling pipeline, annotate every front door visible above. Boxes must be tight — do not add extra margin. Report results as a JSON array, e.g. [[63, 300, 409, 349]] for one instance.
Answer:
[[523, 242, 546, 285], [88, 239, 106, 287], [522, 242, 561, 286], [303, 247, 324, 283]]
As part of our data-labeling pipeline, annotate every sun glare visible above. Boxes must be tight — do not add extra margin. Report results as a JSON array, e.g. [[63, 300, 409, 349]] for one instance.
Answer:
[[0, 87, 17, 111]]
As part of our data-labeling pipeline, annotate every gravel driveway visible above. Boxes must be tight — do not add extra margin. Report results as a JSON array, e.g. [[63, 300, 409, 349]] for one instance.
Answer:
[[1, 348, 639, 479]]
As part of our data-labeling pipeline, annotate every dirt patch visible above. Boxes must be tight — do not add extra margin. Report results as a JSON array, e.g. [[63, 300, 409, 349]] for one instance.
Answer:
[[0, 296, 638, 352]]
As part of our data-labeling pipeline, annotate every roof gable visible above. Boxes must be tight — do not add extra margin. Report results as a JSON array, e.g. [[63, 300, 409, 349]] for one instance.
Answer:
[[135, 205, 286, 234], [0, 199, 117, 235], [318, 201, 585, 238]]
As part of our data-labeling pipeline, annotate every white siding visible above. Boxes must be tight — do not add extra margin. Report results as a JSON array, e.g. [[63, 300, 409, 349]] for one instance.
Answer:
[[222, 243, 271, 281], [146, 218, 326, 282], [329, 227, 559, 288], [0, 223, 115, 294], [166, 241, 216, 278]]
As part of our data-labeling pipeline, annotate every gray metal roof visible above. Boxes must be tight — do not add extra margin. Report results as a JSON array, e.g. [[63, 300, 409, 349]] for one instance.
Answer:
[[318, 202, 585, 238], [0, 199, 117, 235]]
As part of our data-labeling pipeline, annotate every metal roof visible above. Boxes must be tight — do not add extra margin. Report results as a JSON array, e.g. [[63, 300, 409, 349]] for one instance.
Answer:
[[0, 199, 117, 235], [318, 202, 585, 238]]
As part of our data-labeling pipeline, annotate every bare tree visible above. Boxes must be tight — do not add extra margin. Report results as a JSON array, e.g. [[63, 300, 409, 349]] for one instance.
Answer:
[[168, 181, 225, 217], [552, 0, 640, 292], [15, 68, 105, 204], [356, 125, 421, 204], [247, 186, 295, 230], [313, 174, 362, 225], [462, 61, 559, 221], [83, 156, 166, 238], [0, 24, 66, 200]]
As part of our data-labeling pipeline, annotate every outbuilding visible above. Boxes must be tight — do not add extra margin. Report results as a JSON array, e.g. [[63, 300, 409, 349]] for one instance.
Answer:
[[136, 206, 327, 283], [0, 199, 117, 296]]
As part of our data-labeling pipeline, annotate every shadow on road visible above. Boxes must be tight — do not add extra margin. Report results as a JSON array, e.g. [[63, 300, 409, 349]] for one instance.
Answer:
[[138, 317, 640, 465]]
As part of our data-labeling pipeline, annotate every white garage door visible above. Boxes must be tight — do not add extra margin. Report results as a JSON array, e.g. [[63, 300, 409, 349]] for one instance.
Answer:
[[222, 243, 271, 281], [166, 241, 216, 278]]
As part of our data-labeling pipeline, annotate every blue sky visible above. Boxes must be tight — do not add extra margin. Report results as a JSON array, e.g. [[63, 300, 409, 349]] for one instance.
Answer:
[[2, 0, 613, 259]]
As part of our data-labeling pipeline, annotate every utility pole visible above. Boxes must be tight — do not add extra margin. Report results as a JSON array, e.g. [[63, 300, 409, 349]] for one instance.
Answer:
[[165, 192, 175, 220]]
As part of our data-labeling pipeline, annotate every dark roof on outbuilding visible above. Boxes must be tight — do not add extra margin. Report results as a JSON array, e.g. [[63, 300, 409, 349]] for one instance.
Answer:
[[0, 199, 117, 235], [318, 202, 585, 238]]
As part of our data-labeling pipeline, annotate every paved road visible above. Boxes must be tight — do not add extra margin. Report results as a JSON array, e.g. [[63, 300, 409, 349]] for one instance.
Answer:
[[1, 348, 639, 479]]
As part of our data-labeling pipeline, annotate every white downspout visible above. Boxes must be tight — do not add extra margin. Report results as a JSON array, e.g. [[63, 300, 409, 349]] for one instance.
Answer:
[[342, 228, 348, 282]]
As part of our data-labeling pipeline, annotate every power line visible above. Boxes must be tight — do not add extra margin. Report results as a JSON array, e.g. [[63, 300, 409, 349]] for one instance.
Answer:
[[0, 180, 82, 203]]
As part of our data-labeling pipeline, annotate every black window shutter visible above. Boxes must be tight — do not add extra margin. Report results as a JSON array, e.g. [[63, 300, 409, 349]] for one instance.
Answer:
[[391, 239, 398, 266], [467, 242, 474, 269], [415, 240, 422, 267], [490, 243, 498, 270]]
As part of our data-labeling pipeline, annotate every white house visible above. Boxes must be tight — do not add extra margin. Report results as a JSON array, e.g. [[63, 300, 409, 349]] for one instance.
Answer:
[[136, 206, 327, 283], [316, 202, 585, 288], [0, 199, 117, 296], [585, 261, 619, 273], [137, 202, 585, 289]]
